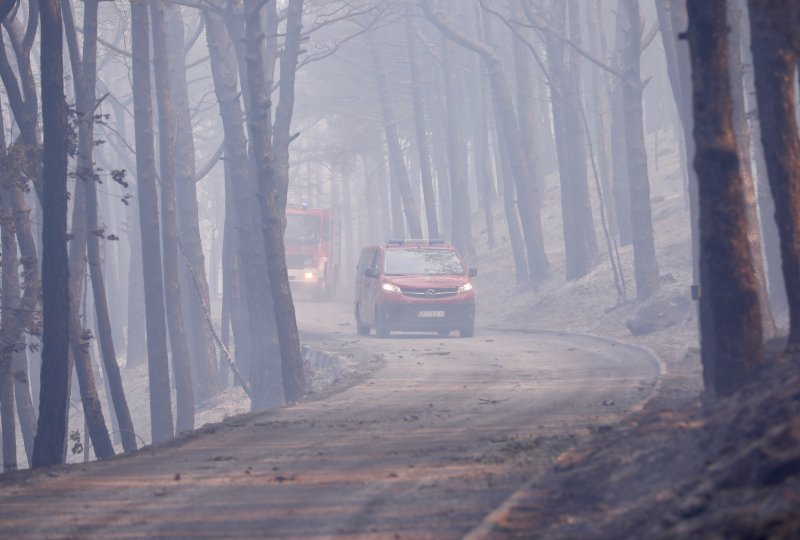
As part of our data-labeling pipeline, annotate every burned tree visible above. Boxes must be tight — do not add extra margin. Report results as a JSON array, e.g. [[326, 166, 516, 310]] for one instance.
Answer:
[[748, 0, 800, 351], [32, 0, 71, 468], [688, 0, 764, 396]]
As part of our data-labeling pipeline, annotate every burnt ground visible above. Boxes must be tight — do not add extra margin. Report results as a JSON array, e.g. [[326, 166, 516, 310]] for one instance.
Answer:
[[467, 351, 800, 540], [462, 130, 799, 538]]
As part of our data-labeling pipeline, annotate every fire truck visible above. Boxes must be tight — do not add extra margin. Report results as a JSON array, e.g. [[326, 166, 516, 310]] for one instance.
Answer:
[[284, 204, 340, 301]]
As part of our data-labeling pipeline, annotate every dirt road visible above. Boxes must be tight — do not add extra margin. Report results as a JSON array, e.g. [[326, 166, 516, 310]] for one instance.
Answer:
[[0, 302, 660, 539]]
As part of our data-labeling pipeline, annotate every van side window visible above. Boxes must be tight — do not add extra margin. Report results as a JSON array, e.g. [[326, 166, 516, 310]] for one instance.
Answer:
[[368, 250, 380, 274], [358, 248, 377, 274]]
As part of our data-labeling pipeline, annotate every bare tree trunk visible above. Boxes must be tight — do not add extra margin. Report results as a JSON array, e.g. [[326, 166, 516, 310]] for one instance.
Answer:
[[610, 4, 632, 246], [441, 35, 472, 253], [727, 0, 776, 338], [1, 195, 18, 471], [622, 0, 660, 300], [249, 0, 307, 401], [130, 0, 174, 443], [150, 0, 195, 433], [65, 0, 137, 454], [165, 3, 221, 403], [586, 1, 617, 239], [544, 1, 598, 281], [748, 0, 800, 349], [206, 5, 281, 408], [735, 0, 786, 316], [688, 0, 764, 396], [406, 3, 439, 240], [32, 0, 72, 468], [369, 33, 424, 240], [656, 0, 701, 284]]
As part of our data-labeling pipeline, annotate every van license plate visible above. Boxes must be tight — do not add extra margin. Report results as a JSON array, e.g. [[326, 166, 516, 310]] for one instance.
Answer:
[[418, 310, 445, 318]]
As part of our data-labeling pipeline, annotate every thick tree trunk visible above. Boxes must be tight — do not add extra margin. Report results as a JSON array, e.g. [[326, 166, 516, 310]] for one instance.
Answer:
[[130, 0, 174, 443], [688, 0, 764, 396], [622, 0, 660, 300], [748, 0, 800, 349], [150, 0, 195, 433], [32, 0, 71, 468], [727, 0, 776, 338], [736, 0, 786, 317]]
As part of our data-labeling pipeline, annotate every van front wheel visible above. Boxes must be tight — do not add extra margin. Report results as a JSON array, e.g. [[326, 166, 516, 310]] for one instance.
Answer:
[[355, 304, 370, 336], [459, 325, 474, 338], [375, 308, 390, 338]]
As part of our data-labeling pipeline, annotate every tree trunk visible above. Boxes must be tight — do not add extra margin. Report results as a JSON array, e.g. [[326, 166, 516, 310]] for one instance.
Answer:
[[130, 0, 175, 443], [622, 0, 660, 300], [688, 0, 764, 396], [67, 0, 137, 454], [727, 0, 776, 338], [610, 4, 633, 246], [748, 0, 800, 350], [150, 0, 195, 433], [32, 0, 72, 468], [213, 3, 284, 408], [165, 3, 221, 403], [544, 1, 599, 281], [251, 0, 307, 401], [587, 1, 618, 240], [441, 35, 472, 253], [656, 0, 701, 285], [369, 33, 424, 240], [406, 3, 439, 240], [1, 196, 18, 471]]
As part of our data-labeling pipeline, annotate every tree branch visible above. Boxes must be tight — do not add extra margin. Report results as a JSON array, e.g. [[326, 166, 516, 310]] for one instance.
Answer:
[[0, 0, 17, 25]]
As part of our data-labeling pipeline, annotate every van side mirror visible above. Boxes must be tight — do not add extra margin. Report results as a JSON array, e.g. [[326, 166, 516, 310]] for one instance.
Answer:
[[365, 267, 378, 278], [468, 267, 478, 277]]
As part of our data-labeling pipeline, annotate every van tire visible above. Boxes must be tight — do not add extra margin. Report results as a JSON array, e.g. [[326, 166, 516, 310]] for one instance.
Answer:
[[459, 325, 475, 338], [355, 304, 370, 336], [375, 308, 390, 338]]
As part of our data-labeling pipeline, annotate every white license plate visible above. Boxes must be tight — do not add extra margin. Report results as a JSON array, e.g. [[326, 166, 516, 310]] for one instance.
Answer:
[[418, 310, 445, 318]]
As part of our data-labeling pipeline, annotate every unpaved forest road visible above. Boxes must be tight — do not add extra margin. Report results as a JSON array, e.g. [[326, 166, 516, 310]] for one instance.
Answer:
[[0, 302, 660, 539]]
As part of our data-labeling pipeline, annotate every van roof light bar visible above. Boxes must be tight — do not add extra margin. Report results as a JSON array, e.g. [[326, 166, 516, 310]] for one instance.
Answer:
[[386, 238, 447, 245]]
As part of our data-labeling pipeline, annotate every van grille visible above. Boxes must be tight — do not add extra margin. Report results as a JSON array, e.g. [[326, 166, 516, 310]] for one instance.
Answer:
[[401, 287, 459, 299]]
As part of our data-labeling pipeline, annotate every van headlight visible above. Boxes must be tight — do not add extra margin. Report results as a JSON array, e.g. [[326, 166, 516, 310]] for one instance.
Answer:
[[304, 271, 315, 280], [381, 282, 401, 293], [458, 282, 473, 293]]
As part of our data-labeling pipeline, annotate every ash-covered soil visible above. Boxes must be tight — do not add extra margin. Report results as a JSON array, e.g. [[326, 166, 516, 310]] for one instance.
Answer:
[[465, 130, 797, 538], [471, 356, 800, 540]]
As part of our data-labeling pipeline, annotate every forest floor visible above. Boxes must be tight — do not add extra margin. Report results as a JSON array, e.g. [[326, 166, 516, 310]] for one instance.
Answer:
[[462, 129, 800, 538]]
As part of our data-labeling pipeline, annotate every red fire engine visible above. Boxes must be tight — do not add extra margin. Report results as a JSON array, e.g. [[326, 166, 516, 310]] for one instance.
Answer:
[[284, 204, 340, 301]]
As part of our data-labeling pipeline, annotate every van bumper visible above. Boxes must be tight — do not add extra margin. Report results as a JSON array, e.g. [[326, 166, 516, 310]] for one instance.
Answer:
[[377, 300, 475, 331]]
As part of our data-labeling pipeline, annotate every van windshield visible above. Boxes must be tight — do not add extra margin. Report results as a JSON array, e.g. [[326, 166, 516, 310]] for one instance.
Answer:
[[383, 249, 464, 276]]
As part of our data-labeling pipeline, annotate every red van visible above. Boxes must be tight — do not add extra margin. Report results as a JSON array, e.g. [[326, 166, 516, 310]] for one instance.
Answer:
[[354, 240, 476, 338]]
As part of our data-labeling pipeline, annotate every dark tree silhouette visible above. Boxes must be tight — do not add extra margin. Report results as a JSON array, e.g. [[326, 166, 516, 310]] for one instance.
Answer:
[[748, 0, 800, 351], [32, 0, 70, 468], [688, 0, 764, 396]]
